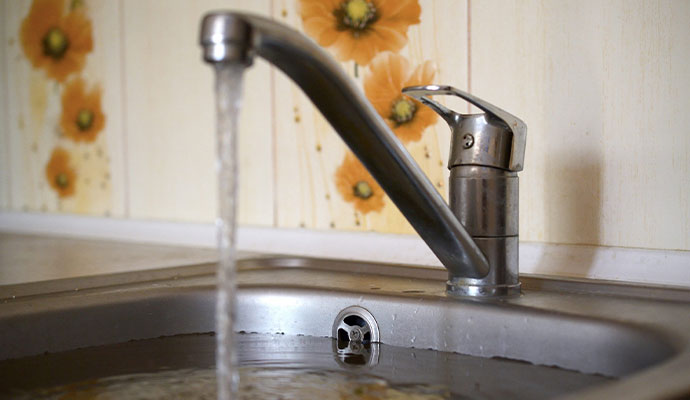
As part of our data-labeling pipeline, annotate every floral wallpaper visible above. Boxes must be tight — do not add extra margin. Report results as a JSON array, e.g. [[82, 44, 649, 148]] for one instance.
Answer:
[[2, 1, 686, 252], [334, 151, 385, 214], [14, 0, 112, 212], [44, 147, 76, 198], [2, 0, 447, 227], [300, 0, 421, 66], [299, 0, 439, 218], [58, 77, 105, 143], [364, 53, 437, 144], [19, 0, 93, 83]]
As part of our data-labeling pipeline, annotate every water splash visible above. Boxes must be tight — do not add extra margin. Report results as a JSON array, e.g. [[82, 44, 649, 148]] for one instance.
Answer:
[[214, 64, 245, 400]]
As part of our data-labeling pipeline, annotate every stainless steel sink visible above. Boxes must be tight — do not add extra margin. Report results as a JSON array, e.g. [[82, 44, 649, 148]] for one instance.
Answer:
[[1, 256, 689, 399]]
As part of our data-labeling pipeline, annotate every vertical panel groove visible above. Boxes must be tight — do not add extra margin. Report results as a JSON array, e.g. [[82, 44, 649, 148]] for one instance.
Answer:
[[270, 0, 278, 227], [1, 0, 12, 208], [466, 0, 472, 112], [118, 0, 130, 217]]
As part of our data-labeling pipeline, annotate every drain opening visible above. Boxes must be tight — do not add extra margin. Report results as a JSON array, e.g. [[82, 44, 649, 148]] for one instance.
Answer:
[[338, 315, 372, 345], [333, 306, 379, 345], [332, 306, 380, 367]]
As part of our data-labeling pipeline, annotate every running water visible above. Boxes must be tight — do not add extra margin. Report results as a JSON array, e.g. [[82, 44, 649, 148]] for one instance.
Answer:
[[214, 64, 245, 400]]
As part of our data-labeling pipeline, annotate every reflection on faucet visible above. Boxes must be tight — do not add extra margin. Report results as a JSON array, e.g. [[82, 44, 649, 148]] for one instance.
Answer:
[[200, 12, 526, 298]]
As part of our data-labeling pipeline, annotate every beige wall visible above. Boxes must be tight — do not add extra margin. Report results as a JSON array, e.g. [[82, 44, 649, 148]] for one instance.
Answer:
[[1, 0, 689, 251]]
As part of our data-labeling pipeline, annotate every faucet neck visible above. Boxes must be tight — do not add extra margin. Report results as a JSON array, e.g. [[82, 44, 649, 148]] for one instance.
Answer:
[[199, 12, 530, 297]]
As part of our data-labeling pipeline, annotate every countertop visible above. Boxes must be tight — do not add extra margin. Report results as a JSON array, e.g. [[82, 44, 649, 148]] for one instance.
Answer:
[[0, 233, 217, 287]]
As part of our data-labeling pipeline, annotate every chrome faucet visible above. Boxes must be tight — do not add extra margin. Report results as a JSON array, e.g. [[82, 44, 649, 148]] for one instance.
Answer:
[[200, 12, 526, 298]]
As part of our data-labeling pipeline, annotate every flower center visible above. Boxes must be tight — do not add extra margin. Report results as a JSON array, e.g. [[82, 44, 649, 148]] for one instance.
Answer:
[[353, 180, 373, 199], [390, 97, 417, 125], [337, 0, 378, 34], [42, 27, 69, 59], [76, 109, 94, 131], [55, 173, 69, 188]]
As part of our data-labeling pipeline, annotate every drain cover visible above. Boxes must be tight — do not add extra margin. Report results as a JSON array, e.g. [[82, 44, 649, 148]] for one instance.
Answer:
[[332, 306, 380, 367], [332, 306, 380, 345]]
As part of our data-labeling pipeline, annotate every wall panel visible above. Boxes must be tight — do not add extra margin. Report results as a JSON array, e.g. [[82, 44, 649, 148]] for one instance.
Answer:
[[0, 0, 10, 209], [470, 0, 690, 250], [4, 0, 124, 217], [271, 0, 468, 234], [2, 0, 689, 254], [123, 0, 274, 224]]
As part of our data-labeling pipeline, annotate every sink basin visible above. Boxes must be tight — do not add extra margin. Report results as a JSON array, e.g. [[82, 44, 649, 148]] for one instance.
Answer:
[[1, 256, 689, 399]]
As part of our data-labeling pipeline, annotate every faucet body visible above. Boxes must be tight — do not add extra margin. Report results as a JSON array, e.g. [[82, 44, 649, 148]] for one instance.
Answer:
[[402, 87, 526, 296], [200, 13, 526, 297]]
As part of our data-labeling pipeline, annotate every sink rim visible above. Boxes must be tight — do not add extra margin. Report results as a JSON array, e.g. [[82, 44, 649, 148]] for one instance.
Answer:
[[1, 255, 690, 400], [3, 254, 690, 303]]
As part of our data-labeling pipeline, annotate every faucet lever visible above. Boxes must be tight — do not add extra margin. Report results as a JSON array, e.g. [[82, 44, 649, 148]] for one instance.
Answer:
[[401, 87, 460, 126], [403, 85, 527, 171]]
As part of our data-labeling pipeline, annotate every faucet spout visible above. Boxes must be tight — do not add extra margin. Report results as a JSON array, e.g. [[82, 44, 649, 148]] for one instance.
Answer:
[[200, 12, 490, 281]]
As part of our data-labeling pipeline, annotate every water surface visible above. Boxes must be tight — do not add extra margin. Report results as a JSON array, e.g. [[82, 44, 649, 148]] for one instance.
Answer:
[[0, 333, 614, 399]]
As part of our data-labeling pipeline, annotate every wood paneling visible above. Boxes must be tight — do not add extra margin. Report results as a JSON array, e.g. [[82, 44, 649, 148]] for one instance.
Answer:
[[471, 0, 690, 250], [123, 0, 274, 224]]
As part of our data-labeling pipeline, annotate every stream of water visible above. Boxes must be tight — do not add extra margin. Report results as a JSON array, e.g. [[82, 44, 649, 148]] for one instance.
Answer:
[[214, 64, 245, 400]]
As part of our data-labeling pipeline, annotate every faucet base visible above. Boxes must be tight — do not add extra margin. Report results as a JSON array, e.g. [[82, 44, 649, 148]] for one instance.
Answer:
[[444, 236, 520, 298], [446, 281, 521, 298]]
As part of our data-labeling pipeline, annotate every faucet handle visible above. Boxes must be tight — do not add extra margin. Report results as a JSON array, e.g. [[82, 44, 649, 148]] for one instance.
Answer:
[[403, 85, 527, 172]]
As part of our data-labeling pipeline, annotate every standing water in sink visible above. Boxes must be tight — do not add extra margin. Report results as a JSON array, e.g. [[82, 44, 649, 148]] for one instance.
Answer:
[[214, 63, 245, 400], [2, 333, 613, 399]]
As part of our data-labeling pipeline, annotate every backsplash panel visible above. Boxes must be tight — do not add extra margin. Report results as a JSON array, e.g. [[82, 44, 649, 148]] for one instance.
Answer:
[[0, 0, 9, 209], [121, 0, 274, 224], [1, 0, 689, 252], [270, 0, 459, 234], [471, 0, 690, 250], [3, 0, 123, 216]]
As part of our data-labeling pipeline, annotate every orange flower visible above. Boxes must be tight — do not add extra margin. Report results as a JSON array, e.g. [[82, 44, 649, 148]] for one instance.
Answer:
[[335, 152, 385, 214], [60, 78, 105, 142], [364, 52, 437, 144], [20, 0, 93, 82], [299, 0, 421, 66], [45, 147, 76, 198]]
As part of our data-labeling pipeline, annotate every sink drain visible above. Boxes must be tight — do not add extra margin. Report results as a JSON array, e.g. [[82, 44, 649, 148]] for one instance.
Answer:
[[332, 306, 380, 367], [332, 306, 380, 345]]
